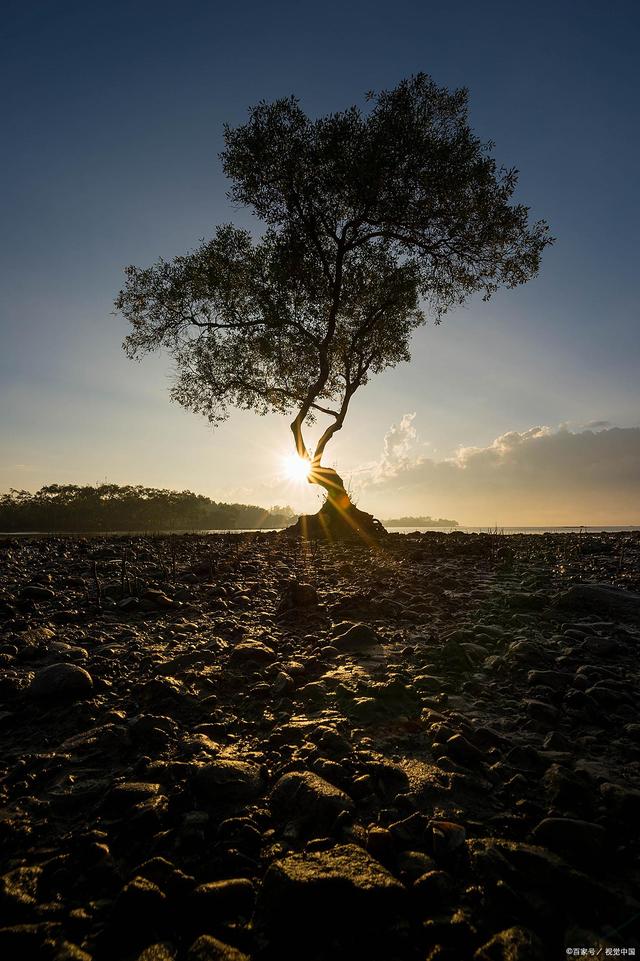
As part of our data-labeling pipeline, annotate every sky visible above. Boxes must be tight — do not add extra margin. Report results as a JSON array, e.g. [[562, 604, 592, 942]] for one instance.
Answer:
[[1, 0, 639, 524]]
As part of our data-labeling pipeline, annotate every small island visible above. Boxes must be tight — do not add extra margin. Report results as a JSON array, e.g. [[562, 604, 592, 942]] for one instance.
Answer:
[[382, 515, 459, 528]]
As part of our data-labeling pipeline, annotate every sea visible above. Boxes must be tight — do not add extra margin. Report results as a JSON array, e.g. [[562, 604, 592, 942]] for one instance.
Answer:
[[3, 526, 639, 537]]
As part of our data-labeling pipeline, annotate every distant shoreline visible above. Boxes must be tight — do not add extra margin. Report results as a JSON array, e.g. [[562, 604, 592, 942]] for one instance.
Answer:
[[382, 516, 459, 527]]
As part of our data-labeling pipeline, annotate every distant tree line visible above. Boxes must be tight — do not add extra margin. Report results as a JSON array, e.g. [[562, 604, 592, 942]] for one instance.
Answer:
[[383, 515, 458, 528], [0, 484, 297, 532]]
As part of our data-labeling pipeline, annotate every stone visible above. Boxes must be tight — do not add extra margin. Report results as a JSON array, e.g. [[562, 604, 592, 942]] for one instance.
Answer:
[[20, 584, 56, 601], [259, 843, 406, 931], [112, 877, 167, 932], [135, 946, 177, 961], [270, 770, 353, 832], [473, 926, 545, 960], [443, 734, 483, 766], [191, 759, 263, 803], [190, 879, 255, 923], [554, 583, 640, 621], [106, 782, 161, 812], [276, 581, 319, 613], [331, 622, 380, 648], [29, 663, 94, 701], [530, 817, 606, 865], [229, 641, 275, 665], [186, 935, 249, 961]]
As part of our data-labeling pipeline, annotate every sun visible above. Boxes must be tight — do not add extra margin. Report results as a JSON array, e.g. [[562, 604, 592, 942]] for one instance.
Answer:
[[283, 454, 311, 483]]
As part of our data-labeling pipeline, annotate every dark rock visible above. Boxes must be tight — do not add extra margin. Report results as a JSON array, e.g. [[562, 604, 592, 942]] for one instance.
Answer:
[[20, 585, 56, 601], [192, 760, 263, 804], [258, 843, 406, 933], [473, 925, 545, 960], [276, 581, 319, 614], [530, 817, 606, 865], [134, 945, 177, 961], [29, 663, 94, 701], [331, 622, 380, 648], [190, 879, 255, 923], [186, 935, 249, 961], [443, 734, 483, 767], [112, 876, 167, 933], [228, 641, 275, 665], [554, 583, 640, 621], [271, 770, 353, 832]]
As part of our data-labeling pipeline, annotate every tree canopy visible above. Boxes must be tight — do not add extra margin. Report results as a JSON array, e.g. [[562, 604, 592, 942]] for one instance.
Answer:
[[115, 74, 551, 533], [0, 485, 295, 532]]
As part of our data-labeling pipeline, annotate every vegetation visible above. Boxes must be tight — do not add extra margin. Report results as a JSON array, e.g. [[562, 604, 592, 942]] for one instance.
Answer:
[[383, 516, 458, 528], [0, 485, 296, 532], [115, 73, 552, 539]]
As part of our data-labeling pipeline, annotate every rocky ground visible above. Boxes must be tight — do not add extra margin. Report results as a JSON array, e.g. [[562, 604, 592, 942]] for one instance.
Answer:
[[0, 529, 639, 961]]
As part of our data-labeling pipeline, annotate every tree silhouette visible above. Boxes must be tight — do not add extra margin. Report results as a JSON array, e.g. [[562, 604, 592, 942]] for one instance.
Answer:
[[115, 74, 551, 539]]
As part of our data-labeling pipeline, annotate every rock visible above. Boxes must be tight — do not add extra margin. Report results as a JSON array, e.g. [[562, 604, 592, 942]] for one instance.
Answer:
[[135, 945, 177, 961], [29, 663, 94, 701], [190, 879, 255, 923], [473, 925, 545, 960], [228, 641, 275, 665], [112, 876, 167, 932], [142, 589, 176, 608], [276, 581, 319, 614], [429, 820, 467, 856], [106, 782, 161, 812], [0, 924, 91, 961], [186, 935, 249, 961], [331, 622, 380, 648], [442, 734, 483, 767], [530, 817, 606, 865], [271, 770, 353, 832], [20, 585, 56, 601], [412, 869, 454, 909], [0, 866, 42, 918], [191, 759, 263, 803], [554, 583, 640, 621], [258, 843, 406, 933]]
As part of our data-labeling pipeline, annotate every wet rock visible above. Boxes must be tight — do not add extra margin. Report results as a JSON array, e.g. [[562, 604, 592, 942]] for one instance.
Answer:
[[271, 770, 354, 833], [106, 782, 161, 813], [135, 945, 177, 961], [276, 581, 319, 614], [473, 925, 545, 960], [29, 663, 94, 701], [20, 584, 56, 601], [191, 759, 263, 803], [530, 817, 606, 865], [331, 622, 380, 648], [190, 879, 255, 923], [185, 935, 249, 961], [442, 734, 483, 767], [112, 876, 167, 935], [0, 865, 42, 918], [412, 869, 454, 910], [229, 641, 275, 665], [554, 583, 640, 621], [258, 843, 406, 934]]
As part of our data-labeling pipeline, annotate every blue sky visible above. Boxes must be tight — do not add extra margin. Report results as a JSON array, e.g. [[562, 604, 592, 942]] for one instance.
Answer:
[[1, 0, 639, 522]]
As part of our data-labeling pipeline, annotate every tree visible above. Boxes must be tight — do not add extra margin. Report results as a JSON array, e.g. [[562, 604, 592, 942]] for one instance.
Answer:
[[115, 73, 552, 539]]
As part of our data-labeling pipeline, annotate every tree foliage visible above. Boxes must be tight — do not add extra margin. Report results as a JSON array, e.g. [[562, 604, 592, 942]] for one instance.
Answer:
[[0, 485, 295, 532], [115, 73, 551, 493]]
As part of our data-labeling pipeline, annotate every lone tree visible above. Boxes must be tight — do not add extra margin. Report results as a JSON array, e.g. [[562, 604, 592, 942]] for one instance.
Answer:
[[115, 74, 551, 540]]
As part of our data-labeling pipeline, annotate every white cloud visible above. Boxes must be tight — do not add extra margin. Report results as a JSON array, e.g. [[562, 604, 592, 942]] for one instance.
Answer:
[[356, 420, 640, 524]]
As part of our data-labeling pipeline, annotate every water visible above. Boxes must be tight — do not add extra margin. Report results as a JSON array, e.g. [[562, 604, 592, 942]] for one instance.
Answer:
[[386, 526, 640, 535], [3, 525, 639, 537]]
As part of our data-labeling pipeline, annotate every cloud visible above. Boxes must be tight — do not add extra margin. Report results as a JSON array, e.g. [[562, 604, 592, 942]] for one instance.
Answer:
[[376, 413, 418, 478], [357, 420, 640, 524]]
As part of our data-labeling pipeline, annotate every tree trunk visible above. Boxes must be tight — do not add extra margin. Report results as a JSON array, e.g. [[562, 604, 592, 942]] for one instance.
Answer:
[[286, 452, 386, 543]]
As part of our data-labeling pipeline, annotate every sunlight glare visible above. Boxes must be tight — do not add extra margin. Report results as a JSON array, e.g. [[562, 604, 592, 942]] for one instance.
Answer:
[[284, 454, 311, 483]]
